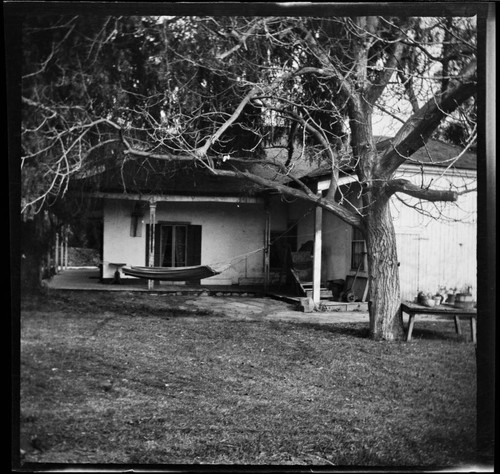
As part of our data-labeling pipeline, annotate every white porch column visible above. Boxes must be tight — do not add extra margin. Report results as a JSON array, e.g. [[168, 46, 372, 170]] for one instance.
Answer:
[[63, 227, 68, 269], [264, 200, 271, 292], [55, 232, 60, 272], [46, 248, 51, 275], [313, 194, 323, 305], [148, 201, 157, 290]]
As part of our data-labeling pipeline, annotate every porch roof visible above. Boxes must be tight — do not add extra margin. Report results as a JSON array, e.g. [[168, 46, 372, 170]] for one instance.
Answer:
[[74, 159, 267, 198]]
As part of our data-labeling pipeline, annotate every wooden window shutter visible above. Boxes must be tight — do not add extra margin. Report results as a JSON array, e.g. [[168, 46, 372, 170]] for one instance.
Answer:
[[186, 225, 202, 266]]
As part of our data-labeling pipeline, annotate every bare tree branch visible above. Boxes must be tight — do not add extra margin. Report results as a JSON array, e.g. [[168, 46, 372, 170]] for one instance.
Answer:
[[386, 178, 458, 201], [379, 58, 477, 176], [365, 41, 405, 105], [215, 17, 277, 60], [223, 168, 362, 228]]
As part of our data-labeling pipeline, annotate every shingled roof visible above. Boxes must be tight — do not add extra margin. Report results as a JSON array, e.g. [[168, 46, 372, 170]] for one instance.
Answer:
[[73, 136, 475, 198], [376, 137, 477, 170], [299, 137, 476, 182]]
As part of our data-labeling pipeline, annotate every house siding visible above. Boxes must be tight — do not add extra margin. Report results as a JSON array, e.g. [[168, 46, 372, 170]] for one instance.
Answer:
[[392, 167, 477, 300], [102, 199, 267, 284]]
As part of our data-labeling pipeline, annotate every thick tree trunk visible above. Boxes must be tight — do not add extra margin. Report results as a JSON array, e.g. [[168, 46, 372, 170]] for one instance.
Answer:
[[347, 92, 406, 340], [21, 251, 44, 294], [21, 217, 52, 294], [364, 193, 405, 341], [348, 100, 404, 340]]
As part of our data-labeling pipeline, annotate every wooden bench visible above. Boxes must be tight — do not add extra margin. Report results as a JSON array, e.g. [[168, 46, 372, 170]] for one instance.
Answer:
[[401, 301, 477, 343]]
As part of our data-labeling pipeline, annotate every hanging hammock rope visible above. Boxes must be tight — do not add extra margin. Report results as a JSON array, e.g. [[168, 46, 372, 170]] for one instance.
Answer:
[[122, 263, 231, 281], [122, 247, 266, 281], [122, 207, 314, 281]]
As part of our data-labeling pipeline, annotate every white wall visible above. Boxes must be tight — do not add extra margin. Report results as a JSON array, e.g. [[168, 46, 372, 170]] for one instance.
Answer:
[[391, 167, 477, 300], [102, 199, 267, 284], [103, 200, 146, 274]]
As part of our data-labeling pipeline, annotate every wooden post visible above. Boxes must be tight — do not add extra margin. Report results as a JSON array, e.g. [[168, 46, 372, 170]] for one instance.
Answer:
[[406, 314, 416, 342], [46, 248, 51, 278], [470, 316, 477, 345], [60, 232, 64, 271], [454, 315, 462, 336], [148, 201, 157, 290], [61, 229, 65, 270], [264, 200, 271, 293], [64, 227, 68, 270], [313, 193, 323, 305], [55, 232, 60, 273]]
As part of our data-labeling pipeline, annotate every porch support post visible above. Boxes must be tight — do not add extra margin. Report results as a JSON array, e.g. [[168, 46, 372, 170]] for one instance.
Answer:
[[148, 200, 157, 290], [64, 227, 68, 270], [313, 192, 323, 305], [55, 232, 60, 273], [264, 199, 271, 293], [46, 248, 51, 276]]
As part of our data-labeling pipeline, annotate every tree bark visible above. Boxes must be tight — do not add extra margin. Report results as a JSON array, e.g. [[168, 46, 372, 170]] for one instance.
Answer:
[[348, 98, 405, 341], [386, 179, 458, 202], [21, 218, 48, 294], [364, 191, 405, 341]]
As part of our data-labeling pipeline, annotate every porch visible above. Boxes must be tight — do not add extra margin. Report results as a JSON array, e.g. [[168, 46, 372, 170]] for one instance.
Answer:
[[44, 267, 369, 314], [44, 267, 265, 296]]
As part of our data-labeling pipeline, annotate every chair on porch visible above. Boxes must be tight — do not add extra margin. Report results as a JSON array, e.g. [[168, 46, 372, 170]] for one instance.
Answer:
[[289, 251, 313, 293], [288, 251, 330, 298]]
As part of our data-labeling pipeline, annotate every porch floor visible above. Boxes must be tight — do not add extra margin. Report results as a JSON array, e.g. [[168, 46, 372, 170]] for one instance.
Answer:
[[44, 268, 369, 312], [44, 267, 267, 295]]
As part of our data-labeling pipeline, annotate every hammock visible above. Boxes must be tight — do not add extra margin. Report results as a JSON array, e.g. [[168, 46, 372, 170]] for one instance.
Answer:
[[122, 263, 231, 281]]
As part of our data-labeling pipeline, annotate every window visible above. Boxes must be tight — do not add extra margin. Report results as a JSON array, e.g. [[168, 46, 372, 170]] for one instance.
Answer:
[[161, 225, 187, 267], [351, 227, 366, 271], [146, 223, 201, 267]]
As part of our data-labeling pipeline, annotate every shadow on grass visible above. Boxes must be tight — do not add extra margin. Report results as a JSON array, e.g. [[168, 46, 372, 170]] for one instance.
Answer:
[[284, 320, 472, 343], [21, 291, 221, 320], [409, 326, 471, 343], [96, 303, 222, 320], [285, 321, 372, 339]]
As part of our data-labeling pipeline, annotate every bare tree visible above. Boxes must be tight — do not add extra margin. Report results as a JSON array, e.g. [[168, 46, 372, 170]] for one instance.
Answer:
[[21, 14, 477, 340]]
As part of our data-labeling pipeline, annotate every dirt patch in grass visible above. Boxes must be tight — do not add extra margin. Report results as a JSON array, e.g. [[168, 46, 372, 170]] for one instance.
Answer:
[[18, 290, 477, 467]]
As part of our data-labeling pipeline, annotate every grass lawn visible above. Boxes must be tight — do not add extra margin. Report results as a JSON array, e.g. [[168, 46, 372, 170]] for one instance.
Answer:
[[17, 290, 477, 467]]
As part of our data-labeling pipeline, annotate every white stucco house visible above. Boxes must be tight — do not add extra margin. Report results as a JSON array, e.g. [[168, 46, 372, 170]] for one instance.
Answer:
[[83, 137, 476, 303]]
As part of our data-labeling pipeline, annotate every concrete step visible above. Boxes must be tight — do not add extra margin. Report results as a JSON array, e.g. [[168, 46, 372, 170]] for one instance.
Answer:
[[318, 301, 369, 312], [305, 289, 332, 299]]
